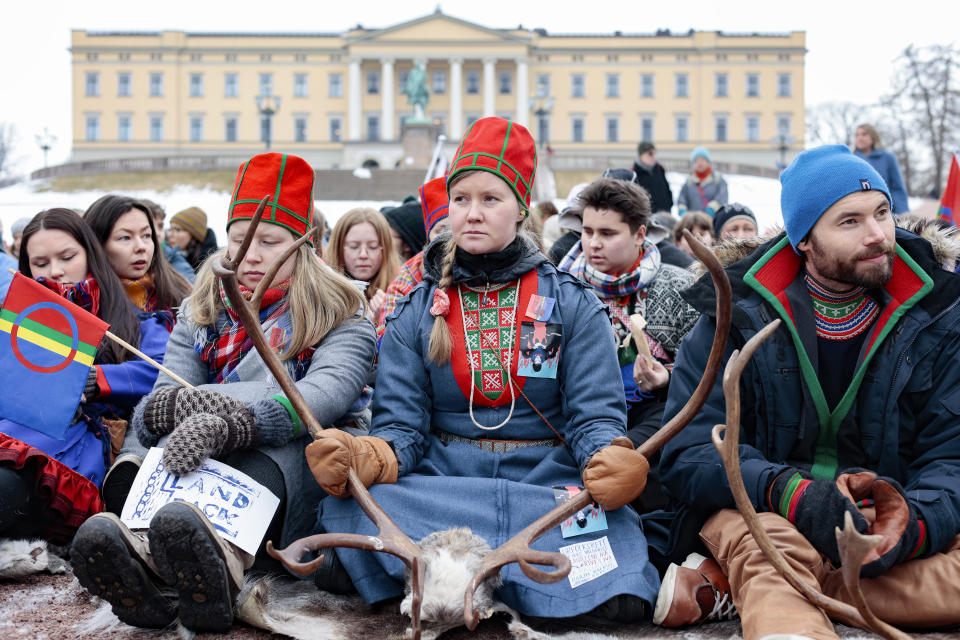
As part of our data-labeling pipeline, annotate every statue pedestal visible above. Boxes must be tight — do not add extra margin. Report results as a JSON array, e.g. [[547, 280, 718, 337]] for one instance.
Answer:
[[401, 122, 439, 169]]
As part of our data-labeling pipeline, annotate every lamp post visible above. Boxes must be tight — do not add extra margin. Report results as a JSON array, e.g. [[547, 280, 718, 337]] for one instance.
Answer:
[[529, 95, 555, 147], [255, 93, 282, 150], [35, 128, 56, 168], [771, 132, 796, 170]]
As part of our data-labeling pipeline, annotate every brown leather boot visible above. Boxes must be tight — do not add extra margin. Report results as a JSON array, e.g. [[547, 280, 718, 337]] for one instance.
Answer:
[[653, 553, 738, 627]]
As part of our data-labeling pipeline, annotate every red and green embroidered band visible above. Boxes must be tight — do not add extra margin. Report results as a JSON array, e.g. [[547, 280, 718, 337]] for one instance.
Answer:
[[228, 152, 315, 243], [777, 472, 812, 522], [447, 117, 537, 208], [908, 519, 929, 560]]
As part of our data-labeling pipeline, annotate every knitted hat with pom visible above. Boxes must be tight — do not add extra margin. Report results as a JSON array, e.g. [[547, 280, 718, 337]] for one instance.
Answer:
[[780, 145, 891, 250], [170, 207, 207, 243]]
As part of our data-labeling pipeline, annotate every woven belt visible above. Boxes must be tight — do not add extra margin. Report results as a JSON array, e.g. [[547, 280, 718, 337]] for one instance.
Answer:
[[434, 430, 561, 453]]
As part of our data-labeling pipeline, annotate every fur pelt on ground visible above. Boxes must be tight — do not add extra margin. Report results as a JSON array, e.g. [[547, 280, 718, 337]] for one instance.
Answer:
[[0, 538, 70, 579]]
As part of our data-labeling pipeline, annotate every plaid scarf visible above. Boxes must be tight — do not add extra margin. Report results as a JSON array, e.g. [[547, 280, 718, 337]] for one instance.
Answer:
[[36, 275, 101, 316], [200, 279, 290, 383], [121, 273, 157, 312], [558, 240, 662, 300]]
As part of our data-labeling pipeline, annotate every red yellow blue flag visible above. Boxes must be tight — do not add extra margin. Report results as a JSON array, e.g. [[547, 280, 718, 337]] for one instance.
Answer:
[[0, 273, 109, 438]]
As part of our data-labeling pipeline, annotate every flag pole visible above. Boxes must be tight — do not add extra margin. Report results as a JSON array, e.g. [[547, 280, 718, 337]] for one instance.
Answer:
[[103, 331, 194, 389], [424, 134, 447, 184]]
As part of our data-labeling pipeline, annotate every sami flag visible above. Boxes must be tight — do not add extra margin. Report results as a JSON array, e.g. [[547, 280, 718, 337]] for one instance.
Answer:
[[0, 273, 109, 439], [939, 154, 960, 226]]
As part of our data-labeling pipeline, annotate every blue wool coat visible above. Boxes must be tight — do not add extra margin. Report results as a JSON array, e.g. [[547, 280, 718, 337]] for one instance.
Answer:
[[1, 312, 170, 486], [319, 252, 660, 618], [656, 229, 960, 560], [854, 148, 910, 214]]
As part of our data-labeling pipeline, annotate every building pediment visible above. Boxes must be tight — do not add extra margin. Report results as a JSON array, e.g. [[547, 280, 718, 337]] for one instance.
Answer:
[[348, 11, 528, 45]]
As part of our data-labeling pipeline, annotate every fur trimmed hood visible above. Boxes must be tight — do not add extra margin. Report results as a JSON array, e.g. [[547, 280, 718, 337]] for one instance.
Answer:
[[692, 215, 960, 277]]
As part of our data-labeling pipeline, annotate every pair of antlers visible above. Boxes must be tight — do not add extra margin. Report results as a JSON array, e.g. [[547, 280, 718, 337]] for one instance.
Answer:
[[213, 196, 425, 639]]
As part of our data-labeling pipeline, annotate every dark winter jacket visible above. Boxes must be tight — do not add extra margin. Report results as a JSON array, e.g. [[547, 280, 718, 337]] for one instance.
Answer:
[[633, 160, 674, 214], [854, 148, 910, 214], [658, 226, 960, 561]]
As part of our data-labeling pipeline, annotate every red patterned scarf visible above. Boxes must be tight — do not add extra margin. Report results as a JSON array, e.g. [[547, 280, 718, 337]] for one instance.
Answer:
[[200, 279, 290, 383], [37, 275, 101, 317]]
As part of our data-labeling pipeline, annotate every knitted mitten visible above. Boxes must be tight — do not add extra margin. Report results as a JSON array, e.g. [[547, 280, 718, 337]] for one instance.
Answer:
[[138, 387, 247, 447], [162, 408, 259, 476]]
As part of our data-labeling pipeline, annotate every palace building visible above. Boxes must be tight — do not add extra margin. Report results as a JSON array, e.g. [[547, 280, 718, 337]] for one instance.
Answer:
[[69, 10, 805, 171]]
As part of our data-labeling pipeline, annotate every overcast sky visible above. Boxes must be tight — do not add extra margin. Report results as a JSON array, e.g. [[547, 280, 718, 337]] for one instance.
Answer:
[[1, 0, 955, 173]]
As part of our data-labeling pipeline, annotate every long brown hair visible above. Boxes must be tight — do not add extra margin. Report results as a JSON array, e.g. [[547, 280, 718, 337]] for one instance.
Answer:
[[325, 207, 400, 299], [19, 208, 141, 364], [83, 194, 192, 311]]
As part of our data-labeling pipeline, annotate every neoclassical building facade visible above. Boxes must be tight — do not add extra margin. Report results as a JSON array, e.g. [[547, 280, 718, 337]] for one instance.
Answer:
[[70, 11, 806, 169]]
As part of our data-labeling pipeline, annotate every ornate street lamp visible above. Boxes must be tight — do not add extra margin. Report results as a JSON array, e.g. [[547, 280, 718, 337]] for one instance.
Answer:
[[529, 95, 555, 146], [35, 128, 56, 168], [771, 132, 796, 170], [255, 93, 282, 150]]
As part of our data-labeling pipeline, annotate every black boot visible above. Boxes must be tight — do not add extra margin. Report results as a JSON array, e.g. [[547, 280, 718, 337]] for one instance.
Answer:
[[312, 548, 356, 594], [0, 466, 31, 534]]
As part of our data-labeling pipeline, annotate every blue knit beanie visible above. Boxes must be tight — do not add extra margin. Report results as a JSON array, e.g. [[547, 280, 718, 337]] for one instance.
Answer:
[[690, 146, 711, 164], [780, 145, 891, 250]]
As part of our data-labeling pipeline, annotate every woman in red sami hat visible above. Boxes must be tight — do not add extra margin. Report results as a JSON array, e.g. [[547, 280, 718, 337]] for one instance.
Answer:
[[71, 153, 377, 633], [310, 118, 660, 623]]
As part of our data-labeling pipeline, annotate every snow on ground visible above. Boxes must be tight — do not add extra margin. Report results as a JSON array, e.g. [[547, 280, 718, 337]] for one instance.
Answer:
[[0, 172, 787, 244]]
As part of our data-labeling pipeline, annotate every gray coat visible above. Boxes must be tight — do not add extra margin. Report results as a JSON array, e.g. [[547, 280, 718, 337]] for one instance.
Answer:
[[131, 304, 377, 547]]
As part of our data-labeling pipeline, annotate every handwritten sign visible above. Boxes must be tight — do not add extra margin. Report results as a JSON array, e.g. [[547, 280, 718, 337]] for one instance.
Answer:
[[121, 447, 280, 556], [558, 536, 619, 589]]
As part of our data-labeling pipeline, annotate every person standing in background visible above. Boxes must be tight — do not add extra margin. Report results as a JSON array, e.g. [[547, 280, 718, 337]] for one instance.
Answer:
[[853, 123, 910, 214], [677, 147, 728, 217], [632, 141, 674, 214]]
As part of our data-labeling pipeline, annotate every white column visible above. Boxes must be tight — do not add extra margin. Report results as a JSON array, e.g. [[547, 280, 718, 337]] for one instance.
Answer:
[[483, 58, 496, 117], [515, 58, 529, 127], [449, 57, 463, 139], [348, 57, 362, 141], [380, 57, 395, 141]]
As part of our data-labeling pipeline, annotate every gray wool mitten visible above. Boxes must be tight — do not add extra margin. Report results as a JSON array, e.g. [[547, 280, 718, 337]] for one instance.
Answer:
[[138, 387, 248, 447], [161, 408, 260, 476]]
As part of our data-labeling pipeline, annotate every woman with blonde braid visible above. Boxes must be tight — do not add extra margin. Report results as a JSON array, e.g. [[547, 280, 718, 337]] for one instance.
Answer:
[[307, 117, 659, 622]]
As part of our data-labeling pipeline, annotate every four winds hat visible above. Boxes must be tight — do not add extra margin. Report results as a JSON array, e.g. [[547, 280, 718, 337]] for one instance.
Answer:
[[446, 117, 537, 210], [228, 152, 315, 243]]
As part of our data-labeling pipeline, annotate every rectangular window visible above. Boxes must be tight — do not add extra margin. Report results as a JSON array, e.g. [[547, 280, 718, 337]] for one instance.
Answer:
[[149, 72, 163, 97], [605, 73, 620, 98], [224, 73, 238, 98], [745, 115, 760, 142], [329, 73, 343, 98], [715, 115, 728, 142], [149, 114, 163, 142], [746, 73, 760, 97], [641, 73, 654, 98], [329, 115, 343, 142], [189, 115, 203, 142], [675, 73, 689, 98], [432, 70, 447, 95], [605, 115, 619, 142], [225, 116, 238, 142], [259, 73, 273, 96], [777, 114, 791, 135], [571, 115, 584, 143], [498, 70, 512, 95], [294, 116, 308, 142], [778, 72, 791, 97], [715, 73, 728, 98], [535, 73, 550, 98], [294, 73, 308, 98], [641, 116, 654, 142], [398, 70, 409, 88], [466, 71, 480, 94], [85, 114, 99, 141], [366, 69, 380, 95], [116, 72, 130, 97], [189, 73, 203, 97], [117, 114, 131, 142], [571, 73, 584, 98], [85, 72, 99, 97], [366, 114, 380, 141], [675, 115, 689, 142]]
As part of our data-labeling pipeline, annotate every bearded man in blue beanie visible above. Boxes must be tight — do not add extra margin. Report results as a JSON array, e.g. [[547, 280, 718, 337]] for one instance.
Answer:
[[649, 145, 960, 638]]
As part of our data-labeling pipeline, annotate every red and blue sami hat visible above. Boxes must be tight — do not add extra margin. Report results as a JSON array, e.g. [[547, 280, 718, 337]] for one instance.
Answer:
[[419, 176, 449, 234], [446, 117, 537, 208], [228, 153, 315, 242]]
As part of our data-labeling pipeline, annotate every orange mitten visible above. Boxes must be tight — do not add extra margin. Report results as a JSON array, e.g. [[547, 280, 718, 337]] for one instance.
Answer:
[[305, 429, 398, 497], [582, 437, 650, 510]]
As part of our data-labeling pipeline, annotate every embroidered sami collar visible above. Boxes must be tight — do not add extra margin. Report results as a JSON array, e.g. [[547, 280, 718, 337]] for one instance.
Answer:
[[804, 275, 879, 341]]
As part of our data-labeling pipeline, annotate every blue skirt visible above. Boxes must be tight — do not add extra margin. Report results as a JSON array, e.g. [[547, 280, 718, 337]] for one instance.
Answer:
[[317, 438, 660, 618]]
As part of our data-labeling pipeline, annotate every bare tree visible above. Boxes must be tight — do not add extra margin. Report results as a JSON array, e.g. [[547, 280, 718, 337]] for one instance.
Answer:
[[0, 122, 19, 187], [805, 101, 870, 147], [885, 44, 960, 197]]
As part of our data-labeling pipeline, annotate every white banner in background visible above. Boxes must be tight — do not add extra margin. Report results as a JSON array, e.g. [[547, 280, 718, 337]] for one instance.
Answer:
[[121, 447, 280, 556]]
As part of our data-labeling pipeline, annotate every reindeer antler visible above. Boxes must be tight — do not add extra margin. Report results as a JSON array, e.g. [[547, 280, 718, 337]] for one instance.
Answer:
[[212, 195, 425, 640], [463, 230, 733, 629], [711, 320, 910, 640]]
